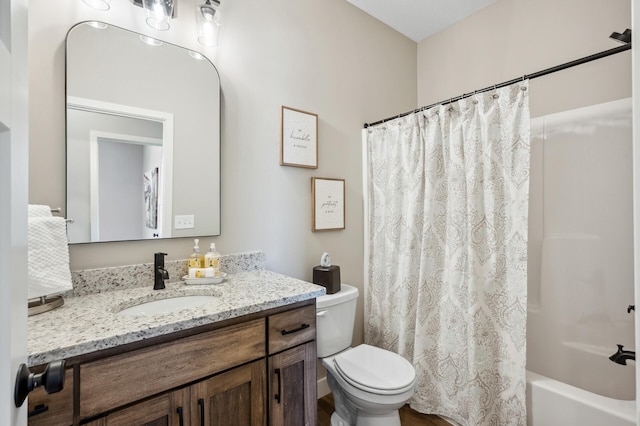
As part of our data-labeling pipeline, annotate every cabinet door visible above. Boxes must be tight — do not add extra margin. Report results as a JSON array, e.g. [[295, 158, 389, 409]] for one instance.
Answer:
[[268, 342, 317, 426], [191, 359, 266, 426], [97, 387, 190, 426]]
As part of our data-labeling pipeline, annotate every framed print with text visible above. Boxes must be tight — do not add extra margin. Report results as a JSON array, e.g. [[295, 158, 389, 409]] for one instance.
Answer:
[[280, 106, 318, 168], [312, 177, 345, 231]]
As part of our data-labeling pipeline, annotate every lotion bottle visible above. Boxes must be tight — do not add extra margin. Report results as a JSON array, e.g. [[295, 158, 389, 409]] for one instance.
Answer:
[[188, 239, 204, 269], [204, 243, 221, 277]]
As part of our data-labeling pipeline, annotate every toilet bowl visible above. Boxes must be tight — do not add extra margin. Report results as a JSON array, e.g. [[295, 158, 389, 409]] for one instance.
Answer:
[[317, 284, 416, 426]]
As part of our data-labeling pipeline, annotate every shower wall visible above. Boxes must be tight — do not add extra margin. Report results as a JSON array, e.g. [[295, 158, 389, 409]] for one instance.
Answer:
[[527, 98, 634, 400]]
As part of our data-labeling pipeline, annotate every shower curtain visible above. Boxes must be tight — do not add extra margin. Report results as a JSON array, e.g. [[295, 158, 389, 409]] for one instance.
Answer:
[[364, 82, 530, 425]]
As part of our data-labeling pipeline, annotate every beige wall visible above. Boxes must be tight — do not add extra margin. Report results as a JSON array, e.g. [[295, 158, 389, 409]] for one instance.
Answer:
[[417, 0, 631, 118], [28, 0, 417, 348]]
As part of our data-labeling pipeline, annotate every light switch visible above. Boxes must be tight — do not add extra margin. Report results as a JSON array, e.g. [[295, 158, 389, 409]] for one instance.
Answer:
[[175, 214, 195, 229]]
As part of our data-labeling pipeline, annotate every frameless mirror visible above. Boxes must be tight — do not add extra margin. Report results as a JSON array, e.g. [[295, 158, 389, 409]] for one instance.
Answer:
[[65, 21, 220, 243]]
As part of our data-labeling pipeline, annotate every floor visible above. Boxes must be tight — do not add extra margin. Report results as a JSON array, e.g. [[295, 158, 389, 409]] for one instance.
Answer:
[[318, 393, 452, 426]]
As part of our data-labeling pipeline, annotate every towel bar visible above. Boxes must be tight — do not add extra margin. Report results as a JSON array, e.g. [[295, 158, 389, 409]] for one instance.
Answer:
[[28, 295, 65, 316]]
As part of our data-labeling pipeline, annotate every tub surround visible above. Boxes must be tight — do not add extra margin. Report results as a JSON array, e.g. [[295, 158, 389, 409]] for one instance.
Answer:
[[28, 251, 325, 366]]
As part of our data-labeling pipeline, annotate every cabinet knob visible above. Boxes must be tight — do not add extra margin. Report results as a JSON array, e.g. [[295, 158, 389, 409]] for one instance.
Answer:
[[176, 406, 184, 426], [198, 398, 205, 426], [281, 323, 310, 336], [274, 368, 282, 404]]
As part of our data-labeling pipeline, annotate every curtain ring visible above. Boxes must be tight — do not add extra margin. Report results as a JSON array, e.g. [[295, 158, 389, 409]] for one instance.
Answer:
[[492, 84, 499, 99]]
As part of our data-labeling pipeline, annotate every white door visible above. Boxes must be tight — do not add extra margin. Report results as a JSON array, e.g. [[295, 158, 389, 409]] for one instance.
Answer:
[[635, 1, 640, 424], [0, 0, 29, 424]]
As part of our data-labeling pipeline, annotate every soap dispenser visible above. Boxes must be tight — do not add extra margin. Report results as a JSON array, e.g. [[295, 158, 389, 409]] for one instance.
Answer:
[[204, 243, 221, 277], [188, 239, 204, 269]]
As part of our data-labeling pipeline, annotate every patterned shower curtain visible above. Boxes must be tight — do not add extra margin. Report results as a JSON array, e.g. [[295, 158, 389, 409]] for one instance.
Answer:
[[364, 82, 530, 425]]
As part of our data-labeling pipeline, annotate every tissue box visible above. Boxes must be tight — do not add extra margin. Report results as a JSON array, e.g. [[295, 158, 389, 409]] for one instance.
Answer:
[[313, 265, 341, 294]]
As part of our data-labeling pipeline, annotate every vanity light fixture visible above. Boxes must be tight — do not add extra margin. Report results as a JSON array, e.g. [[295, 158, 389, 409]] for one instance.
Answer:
[[196, 0, 222, 47], [142, 0, 174, 31], [81, 0, 110, 11]]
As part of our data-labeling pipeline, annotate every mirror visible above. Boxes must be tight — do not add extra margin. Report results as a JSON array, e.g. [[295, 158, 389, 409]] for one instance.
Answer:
[[65, 21, 220, 243]]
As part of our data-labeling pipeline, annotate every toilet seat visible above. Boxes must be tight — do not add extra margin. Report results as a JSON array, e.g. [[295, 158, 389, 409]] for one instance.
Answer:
[[333, 344, 415, 395]]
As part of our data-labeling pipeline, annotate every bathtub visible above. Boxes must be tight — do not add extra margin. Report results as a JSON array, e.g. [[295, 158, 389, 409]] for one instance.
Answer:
[[526, 371, 636, 426]]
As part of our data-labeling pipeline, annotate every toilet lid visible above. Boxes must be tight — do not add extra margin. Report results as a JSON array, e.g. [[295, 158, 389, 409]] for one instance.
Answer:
[[333, 344, 415, 393]]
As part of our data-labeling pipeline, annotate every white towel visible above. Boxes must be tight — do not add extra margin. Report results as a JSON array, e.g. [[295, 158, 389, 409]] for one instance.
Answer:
[[28, 216, 73, 299], [28, 204, 53, 218]]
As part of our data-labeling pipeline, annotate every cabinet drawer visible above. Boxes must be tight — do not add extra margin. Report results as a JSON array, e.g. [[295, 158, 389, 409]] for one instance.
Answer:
[[268, 305, 316, 354], [80, 318, 265, 419], [28, 368, 74, 426]]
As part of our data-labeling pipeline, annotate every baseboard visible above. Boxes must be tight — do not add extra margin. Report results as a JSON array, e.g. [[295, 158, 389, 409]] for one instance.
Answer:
[[317, 376, 330, 398]]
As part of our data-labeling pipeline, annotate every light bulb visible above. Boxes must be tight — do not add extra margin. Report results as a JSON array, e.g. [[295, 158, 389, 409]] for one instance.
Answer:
[[196, 1, 221, 47], [142, 0, 174, 31]]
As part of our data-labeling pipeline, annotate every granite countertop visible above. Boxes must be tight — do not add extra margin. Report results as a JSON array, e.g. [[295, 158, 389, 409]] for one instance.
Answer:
[[28, 269, 325, 366]]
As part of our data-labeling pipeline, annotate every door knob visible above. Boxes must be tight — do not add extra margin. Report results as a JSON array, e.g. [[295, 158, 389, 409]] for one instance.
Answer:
[[14, 360, 66, 407]]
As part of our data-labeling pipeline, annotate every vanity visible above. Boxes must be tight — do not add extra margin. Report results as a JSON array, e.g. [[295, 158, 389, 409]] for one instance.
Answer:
[[26, 16, 326, 425], [26, 253, 325, 425]]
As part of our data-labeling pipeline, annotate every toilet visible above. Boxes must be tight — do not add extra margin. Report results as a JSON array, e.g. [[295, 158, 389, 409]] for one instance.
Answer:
[[316, 284, 416, 426]]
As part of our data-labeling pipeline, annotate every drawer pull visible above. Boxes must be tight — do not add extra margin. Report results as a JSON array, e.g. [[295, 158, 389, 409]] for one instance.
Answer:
[[28, 403, 49, 417], [281, 323, 310, 336], [177, 406, 184, 426], [274, 368, 282, 404], [198, 398, 205, 426]]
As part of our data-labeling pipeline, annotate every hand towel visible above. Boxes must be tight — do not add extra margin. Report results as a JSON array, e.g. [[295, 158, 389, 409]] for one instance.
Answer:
[[28, 204, 53, 218], [28, 216, 73, 299]]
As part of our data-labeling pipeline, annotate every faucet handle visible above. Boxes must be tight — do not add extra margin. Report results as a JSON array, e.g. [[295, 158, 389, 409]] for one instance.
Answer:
[[154, 252, 168, 264]]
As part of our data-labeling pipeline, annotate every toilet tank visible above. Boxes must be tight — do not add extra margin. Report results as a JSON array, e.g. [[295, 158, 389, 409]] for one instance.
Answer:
[[316, 284, 359, 358]]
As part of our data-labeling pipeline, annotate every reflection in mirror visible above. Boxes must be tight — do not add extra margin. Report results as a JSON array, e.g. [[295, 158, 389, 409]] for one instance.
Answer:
[[66, 21, 221, 243]]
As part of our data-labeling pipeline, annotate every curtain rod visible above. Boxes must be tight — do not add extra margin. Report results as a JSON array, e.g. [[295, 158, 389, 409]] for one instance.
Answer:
[[363, 43, 631, 128]]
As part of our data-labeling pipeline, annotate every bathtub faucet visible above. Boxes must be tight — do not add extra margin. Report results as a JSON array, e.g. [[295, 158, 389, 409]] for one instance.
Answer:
[[609, 344, 635, 365]]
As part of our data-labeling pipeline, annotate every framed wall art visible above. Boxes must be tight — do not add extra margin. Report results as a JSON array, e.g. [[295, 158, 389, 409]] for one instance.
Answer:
[[280, 106, 318, 168], [312, 177, 345, 232]]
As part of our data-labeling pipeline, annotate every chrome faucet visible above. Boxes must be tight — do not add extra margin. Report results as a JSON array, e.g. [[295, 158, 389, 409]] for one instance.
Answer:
[[609, 344, 636, 365], [154, 252, 169, 290]]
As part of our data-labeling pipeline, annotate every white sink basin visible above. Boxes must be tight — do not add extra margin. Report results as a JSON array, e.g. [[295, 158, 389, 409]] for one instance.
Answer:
[[116, 295, 217, 317]]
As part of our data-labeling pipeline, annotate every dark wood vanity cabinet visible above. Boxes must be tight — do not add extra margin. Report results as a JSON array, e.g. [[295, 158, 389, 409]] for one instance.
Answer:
[[267, 305, 317, 426], [27, 300, 316, 426]]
